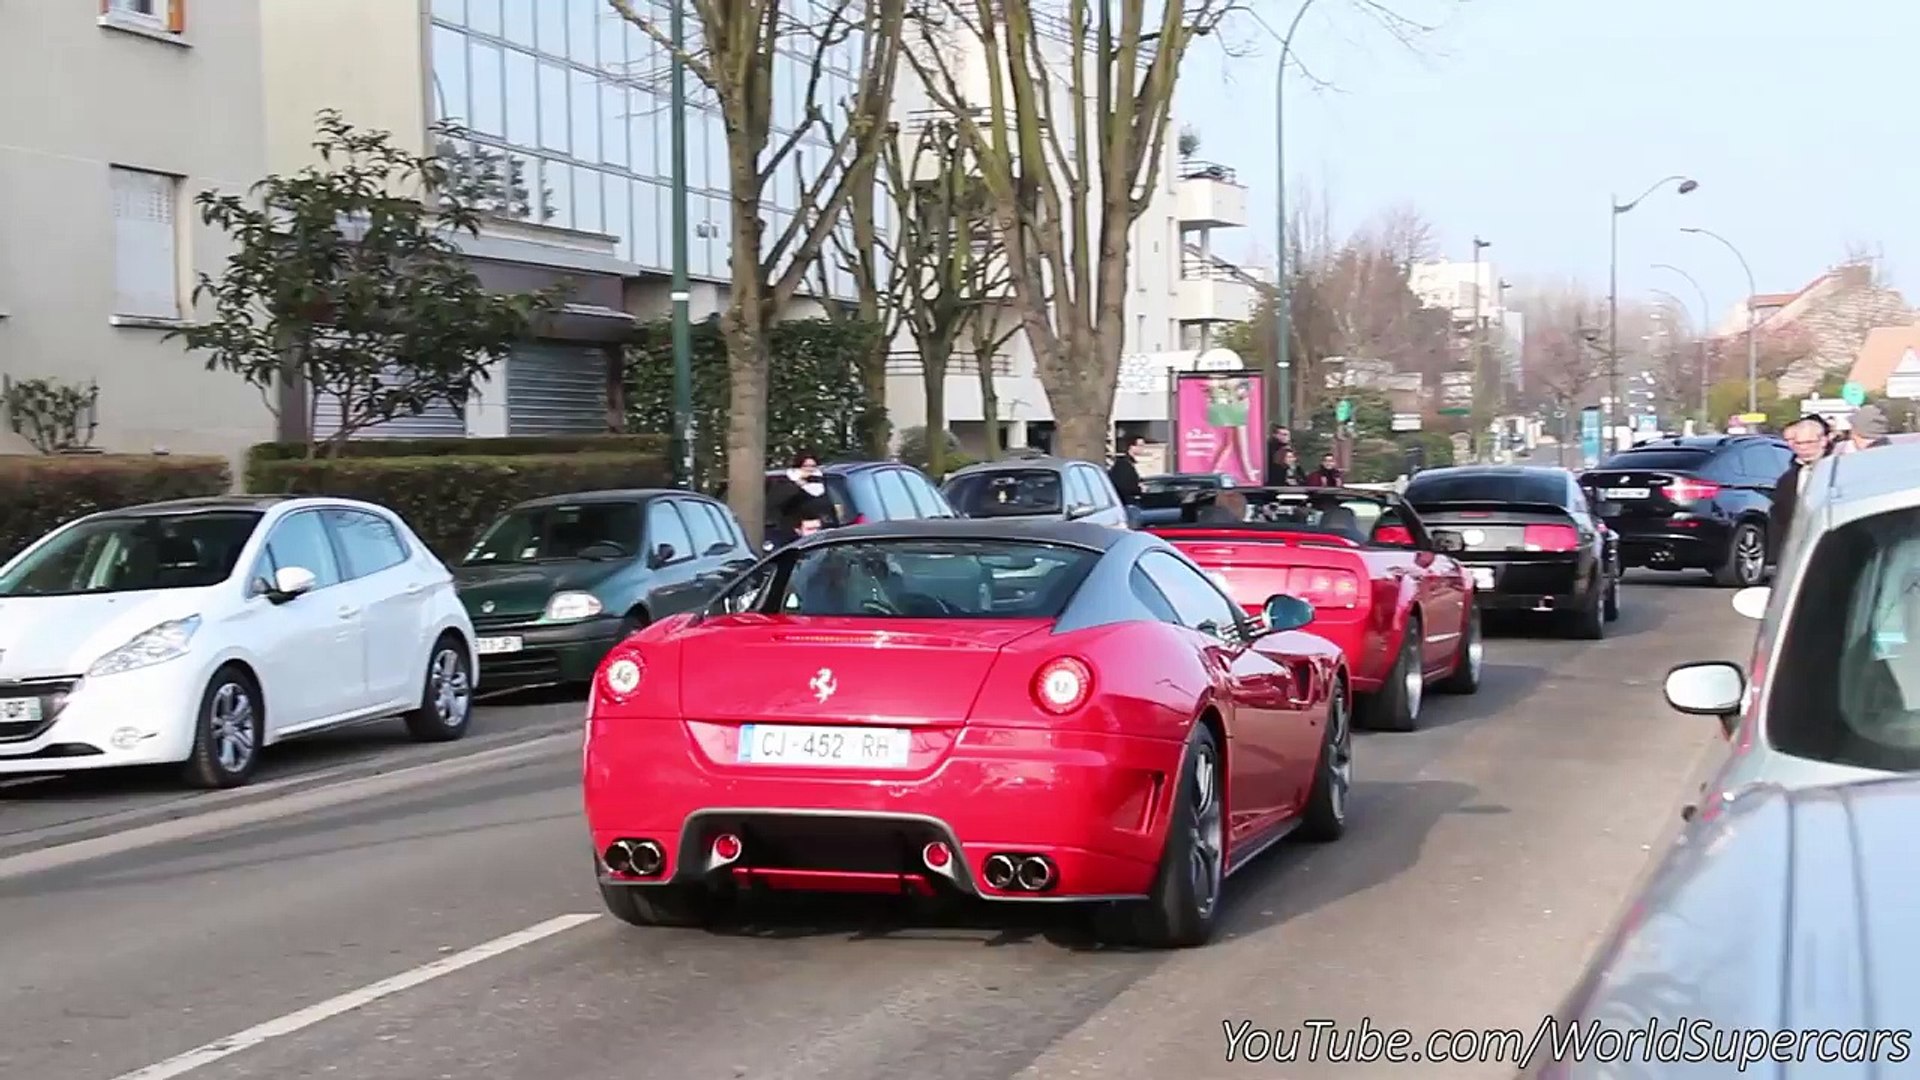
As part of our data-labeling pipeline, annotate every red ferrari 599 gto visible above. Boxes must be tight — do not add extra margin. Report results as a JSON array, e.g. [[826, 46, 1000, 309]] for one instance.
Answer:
[[584, 519, 1352, 947], [1151, 486, 1482, 731]]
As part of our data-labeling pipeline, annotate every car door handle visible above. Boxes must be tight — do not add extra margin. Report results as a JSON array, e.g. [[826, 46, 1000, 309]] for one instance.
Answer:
[[405, 582, 424, 595], [336, 604, 359, 619]]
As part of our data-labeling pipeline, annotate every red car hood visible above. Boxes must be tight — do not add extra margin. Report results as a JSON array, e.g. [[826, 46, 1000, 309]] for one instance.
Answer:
[[671, 615, 1053, 723]]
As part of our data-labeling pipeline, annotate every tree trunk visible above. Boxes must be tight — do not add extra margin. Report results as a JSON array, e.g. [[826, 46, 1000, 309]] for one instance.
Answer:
[[922, 338, 951, 477], [846, 175, 891, 458], [722, 160, 771, 546], [977, 350, 1001, 458]]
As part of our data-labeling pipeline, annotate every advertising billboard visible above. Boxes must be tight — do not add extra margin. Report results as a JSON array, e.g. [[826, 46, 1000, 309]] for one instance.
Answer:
[[1171, 371, 1267, 485]]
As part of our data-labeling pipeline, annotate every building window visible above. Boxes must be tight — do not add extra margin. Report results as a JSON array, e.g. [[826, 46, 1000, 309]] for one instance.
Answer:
[[103, 0, 184, 33], [111, 166, 182, 320]]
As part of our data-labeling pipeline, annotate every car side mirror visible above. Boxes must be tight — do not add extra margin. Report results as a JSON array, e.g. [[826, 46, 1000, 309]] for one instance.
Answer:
[[1430, 529, 1466, 553], [266, 565, 317, 603], [1262, 593, 1315, 633], [1731, 586, 1769, 620], [1066, 503, 1095, 520], [649, 542, 676, 568], [1664, 661, 1745, 718]]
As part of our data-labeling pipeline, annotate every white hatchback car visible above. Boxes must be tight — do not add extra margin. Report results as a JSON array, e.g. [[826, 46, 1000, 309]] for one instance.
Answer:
[[0, 495, 477, 787]]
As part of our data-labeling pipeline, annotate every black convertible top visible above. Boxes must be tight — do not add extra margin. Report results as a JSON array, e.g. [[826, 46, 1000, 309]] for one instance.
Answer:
[[789, 517, 1128, 552]]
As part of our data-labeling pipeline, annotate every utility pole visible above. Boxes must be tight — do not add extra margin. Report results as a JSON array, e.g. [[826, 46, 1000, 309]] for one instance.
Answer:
[[1470, 237, 1490, 461], [668, 0, 694, 489], [1271, 0, 1321, 433]]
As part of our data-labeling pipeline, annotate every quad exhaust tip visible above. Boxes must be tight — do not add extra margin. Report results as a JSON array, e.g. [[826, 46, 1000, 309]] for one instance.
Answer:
[[983, 852, 1056, 892], [604, 838, 664, 877]]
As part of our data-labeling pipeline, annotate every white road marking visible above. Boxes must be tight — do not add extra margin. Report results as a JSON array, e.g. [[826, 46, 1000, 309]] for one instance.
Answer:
[[107, 913, 601, 1080]]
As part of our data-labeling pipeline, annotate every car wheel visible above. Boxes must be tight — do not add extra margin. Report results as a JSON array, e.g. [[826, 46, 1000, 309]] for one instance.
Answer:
[[181, 666, 263, 790], [1713, 522, 1766, 587], [1435, 606, 1482, 695], [1297, 678, 1352, 842], [1098, 722, 1225, 948], [1564, 586, 1605, 640], [403, 634, 474, 742], [1360, 617, 1423, 732], [596, 860, 711, 928], [1604, 576, 1621, 622]]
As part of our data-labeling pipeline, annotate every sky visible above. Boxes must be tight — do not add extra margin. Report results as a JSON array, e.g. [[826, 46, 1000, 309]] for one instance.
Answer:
[[1173, 0, 1920, 332]]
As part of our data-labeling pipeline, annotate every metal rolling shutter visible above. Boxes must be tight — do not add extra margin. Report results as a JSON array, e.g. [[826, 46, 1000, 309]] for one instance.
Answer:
[[311, 365, 467, 440], [507, 342, 608, 435]]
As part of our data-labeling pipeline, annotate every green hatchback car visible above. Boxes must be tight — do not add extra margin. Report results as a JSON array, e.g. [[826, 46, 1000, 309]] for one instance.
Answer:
[[453, 489, 757, 688]]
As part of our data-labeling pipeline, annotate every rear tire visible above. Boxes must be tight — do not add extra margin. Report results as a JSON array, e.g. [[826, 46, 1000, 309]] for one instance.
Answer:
[[1434, 607, 1482, 695], [1713, 522, 1766, 587], [1297, 678, 1352, 843], [1095, 723, 1224, 948], [1359, 617, 1423, 732], [1564, 584, 1605, 640], [1604, 576, 1621, 622]]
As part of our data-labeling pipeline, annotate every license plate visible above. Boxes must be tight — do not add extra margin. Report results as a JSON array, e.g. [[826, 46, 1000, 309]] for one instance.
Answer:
[[476, 636, 523, 655], [1602, 487, 1651, 499], [0, 697, 43, 724], [737, 724, 912, 768], [1468, 566, 1495, 590]]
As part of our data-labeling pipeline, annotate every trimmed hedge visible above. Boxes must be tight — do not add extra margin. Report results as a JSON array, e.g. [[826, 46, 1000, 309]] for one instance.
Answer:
[[250, 451, 670, 559], [243, 435, 669, 489], [0, 455, 232, 563]]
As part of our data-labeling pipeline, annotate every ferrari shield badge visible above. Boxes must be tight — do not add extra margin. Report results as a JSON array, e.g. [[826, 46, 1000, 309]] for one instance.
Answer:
[[809, 667, 837, 703]]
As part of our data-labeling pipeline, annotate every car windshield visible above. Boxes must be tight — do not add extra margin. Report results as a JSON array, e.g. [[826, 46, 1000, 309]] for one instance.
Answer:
[[463, 503, 642, 564], [0, 511, 262, 597], [1169, 490, 1388, 541], [1406, 472, 1566, 506], [943, 470, 1064, 517], [723, 539, 1099, 618], [1140, 475, 1227, 494], [1597, 449, 1710, 471], [1770, 506, 1920, 772]]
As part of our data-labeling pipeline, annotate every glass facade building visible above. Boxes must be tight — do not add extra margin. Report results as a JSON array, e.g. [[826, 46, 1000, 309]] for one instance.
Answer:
[[427, 0, 867, 296]]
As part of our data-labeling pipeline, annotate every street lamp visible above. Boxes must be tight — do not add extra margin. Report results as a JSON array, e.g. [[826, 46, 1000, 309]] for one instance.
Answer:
[[1271, 0, 1321, 432], [668, 0, 694, 488], [1680, 227, 1760, 415], [1608, 175, 1697, 453], [1470, 236, 1491, 460], [1652, 262, 1711, 421]]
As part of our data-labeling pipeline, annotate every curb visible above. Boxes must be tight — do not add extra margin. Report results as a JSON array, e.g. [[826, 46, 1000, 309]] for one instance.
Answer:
[[0, 718, 581, 863]]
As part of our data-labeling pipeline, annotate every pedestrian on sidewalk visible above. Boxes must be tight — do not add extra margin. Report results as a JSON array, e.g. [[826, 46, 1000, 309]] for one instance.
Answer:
[[1272, 448, 1307, 486], [1305, 453, 1344, 488], [1108, 435, 1144, 506], [1264, 425, 1293, 485], [1837, 404, 1893, 454], [1769, 416, 1830, 564], [768, 451, 833, 548]]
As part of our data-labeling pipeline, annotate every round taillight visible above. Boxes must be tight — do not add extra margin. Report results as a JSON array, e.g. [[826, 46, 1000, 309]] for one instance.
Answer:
[[1033, 657, 1093, 714], [922, 841, 951, 868], [604, 657, 643, 696]]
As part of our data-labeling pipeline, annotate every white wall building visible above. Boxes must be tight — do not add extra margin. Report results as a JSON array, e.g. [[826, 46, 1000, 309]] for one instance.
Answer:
[[0, 0, 274, 462], [881, 19, 1257, 455], [1410, 257, 1524, 396]]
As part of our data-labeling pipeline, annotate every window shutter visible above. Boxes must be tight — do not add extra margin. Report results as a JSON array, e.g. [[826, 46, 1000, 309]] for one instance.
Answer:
[[111, 166, 180, 319]]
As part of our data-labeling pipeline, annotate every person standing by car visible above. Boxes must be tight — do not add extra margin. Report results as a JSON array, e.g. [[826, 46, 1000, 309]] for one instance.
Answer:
[[768, 451, 834, 547], [1305, 453, 1344, 488], [1769, 417, 1830, 564], [1108, 435, 1144, 507], [1264, 425, 1293, 485], [1836, 404, 1893, 454], [1272, 448, 1307, 486]]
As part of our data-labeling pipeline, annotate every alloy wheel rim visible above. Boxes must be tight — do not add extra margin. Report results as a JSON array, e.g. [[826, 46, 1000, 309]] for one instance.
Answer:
[[1327, 687, 1352, 820], [1467, 618, 1484, 680], [1403, 637, 1423, 719], [210, 682, 256, 774], [432, 648, 472, 727], [1737, 529, 1764, 583], [1188, 745, 1224, 919]]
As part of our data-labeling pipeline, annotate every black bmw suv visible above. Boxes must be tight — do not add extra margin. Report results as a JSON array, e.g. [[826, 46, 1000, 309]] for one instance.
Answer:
[[1579, 434, 1790, 588]]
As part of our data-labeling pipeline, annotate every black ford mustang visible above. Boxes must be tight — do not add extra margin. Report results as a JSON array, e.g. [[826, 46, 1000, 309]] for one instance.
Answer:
[[1402, 465, 1620, 639]]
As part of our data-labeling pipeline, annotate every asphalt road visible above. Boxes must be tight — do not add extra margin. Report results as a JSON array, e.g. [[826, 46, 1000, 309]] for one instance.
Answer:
[[0, 574, 1751, 1080]]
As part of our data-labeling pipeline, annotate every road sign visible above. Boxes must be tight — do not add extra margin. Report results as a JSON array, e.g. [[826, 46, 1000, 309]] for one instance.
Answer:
[[1390, 412, 1422, 432], [1334, 399, 1352, 422], [1438, 407, 1470, 417], [1737, 412, 1768, 423], [1842, 381, 1867, 407]]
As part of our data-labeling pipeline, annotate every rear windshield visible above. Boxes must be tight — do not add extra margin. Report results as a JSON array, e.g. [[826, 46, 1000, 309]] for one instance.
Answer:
[[1405, 473, 1568, 506], [1768, 506, 1920, 772], [721, 539, 1099, 619], [1596, 449, 1711, 471], [942, 469, 1063, 517]]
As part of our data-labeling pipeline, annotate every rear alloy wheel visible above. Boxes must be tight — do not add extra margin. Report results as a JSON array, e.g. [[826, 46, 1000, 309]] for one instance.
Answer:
[[1713, 522, 1766, 587], [1098, 723, 1225, 948], [1360, 618, 1423, 732], [1435, 607, 1482, 695], [1298, 679, 1352, 842], [1564, 580, 1606, 640], [404, 636, 473, 742], [182, 667, 263, 789]]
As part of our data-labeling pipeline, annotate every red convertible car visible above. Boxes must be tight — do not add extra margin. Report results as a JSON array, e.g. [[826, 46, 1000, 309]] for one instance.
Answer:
[[1150, 486, 1481, 731], [584, 519, 1352, 948]]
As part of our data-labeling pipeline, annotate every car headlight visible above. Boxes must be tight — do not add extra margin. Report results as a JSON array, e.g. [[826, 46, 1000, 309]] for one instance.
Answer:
[[544, 591, 604, 622], [87, 615, 201, 678]]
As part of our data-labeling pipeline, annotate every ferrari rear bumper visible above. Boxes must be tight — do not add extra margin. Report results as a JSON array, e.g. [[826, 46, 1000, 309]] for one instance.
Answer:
[[584, 720, 1185, 900]]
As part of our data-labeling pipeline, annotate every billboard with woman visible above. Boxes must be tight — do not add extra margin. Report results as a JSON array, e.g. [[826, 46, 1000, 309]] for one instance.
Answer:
[[1171, 372, 1266, 485]]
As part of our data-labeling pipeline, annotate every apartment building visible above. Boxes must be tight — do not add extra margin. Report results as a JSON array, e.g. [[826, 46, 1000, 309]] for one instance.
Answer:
[[0, 0, 272, 459], [880, 19, 1257, 454]]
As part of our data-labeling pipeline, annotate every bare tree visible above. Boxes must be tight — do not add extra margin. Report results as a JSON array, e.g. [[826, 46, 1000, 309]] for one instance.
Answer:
[[609, 0, 906, 541], [965, 275, 1022, 459], [1512, 283, 1607, 412], [902, 0, 1231, 461]]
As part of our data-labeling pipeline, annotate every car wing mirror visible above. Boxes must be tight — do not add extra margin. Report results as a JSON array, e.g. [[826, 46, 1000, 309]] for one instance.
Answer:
[[1066, 503, 1095, 520], [1261, 593, 1315, 633], [266, 565, 317, 603], [1663, 661, 1745, 718], [1430, 529, 1466, 553], [649, 542, 676, 568]]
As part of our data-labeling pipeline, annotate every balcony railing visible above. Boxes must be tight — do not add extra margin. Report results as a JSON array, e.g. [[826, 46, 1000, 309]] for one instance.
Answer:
[[1180, 256, 1247, 282], [1178, 160, 1239, 184], [886, 351, 1015, 377]]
